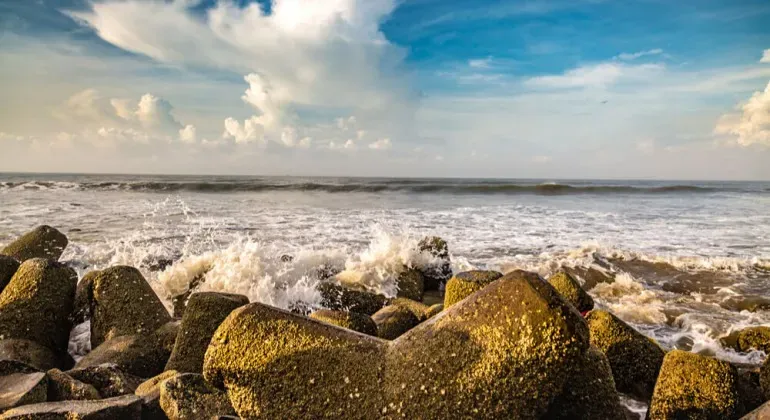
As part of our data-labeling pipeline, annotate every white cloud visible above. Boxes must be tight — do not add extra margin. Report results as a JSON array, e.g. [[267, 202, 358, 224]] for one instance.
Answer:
[[368, 138, 392, 150], [468, 57, 493, 69], [762, 49, 770, 63], [525, 62, 664, 89], [615, 49, 663, 61], [223, 116, 266, 145], [179, 124, 197, 143], [715, 81, 770, 146]]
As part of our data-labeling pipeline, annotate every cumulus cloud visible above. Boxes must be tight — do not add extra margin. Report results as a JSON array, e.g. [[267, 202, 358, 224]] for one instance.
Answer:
[[368, 138, 392, 150], [715, 81, 770, 147], [525, 62, 664, 89], [179, 125, 197, 143], [762, 49, 770, 63]]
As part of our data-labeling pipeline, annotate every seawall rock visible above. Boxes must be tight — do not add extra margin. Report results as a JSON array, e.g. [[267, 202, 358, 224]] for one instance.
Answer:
[[0, 225, 68, 262]]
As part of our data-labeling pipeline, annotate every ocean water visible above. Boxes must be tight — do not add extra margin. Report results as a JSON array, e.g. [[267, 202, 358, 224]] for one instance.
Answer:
[[1, 174, 769, 380]]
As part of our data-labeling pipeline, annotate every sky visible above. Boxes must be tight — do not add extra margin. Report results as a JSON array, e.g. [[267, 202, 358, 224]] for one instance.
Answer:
[[0, 0, 769, 179]]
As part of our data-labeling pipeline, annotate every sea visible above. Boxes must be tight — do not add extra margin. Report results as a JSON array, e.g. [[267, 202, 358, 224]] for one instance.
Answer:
[[1, 173, 769, 412]]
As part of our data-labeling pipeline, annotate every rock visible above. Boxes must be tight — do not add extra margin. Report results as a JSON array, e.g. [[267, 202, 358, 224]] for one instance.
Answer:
[[0, 255, 19, 294], [0, 225, 68, 262], [317, 282, 387, 315], [309, 309, 377, 336], [544, 346, 626, 420], [67, 364, 143, 398], [0, 395, 142, 419], [0, 258, 77, 357], [743, 400, 770, 420], [443, 269, 502, 307], [761, 356, 770, 400], [171, 271, 209, 319], [586, 309, 665, 401], [160, 373, 236, 420], [735, 366, 765, 415], [387, 297, 431, 321], [90, 266, 172, 348], [425, 303, 443, 318], [165, 292, 248, 374], [0, 360, 39, 376], [372, 305, 420, 340], [395, 268, 424, 301], [0, 372, 48, 411], [548, 270, 594, 312], [135, 370, 179, 420], [720, 295, 770, 313], [422, 289, 443, 306], [0, 339, 62, 371], [71, 270, 100, 324], [735, 327, 770, 354], [204, 269, 588, 418], [563, 265, 615, 290], [648, 350, 742, 419], [417, 236, 452, 291], [75, 321, 180, 379], [46, 368, 101, 401]]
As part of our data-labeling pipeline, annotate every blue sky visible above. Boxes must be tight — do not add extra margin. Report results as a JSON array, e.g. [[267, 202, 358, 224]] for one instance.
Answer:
[[0, 0, 769, 179]]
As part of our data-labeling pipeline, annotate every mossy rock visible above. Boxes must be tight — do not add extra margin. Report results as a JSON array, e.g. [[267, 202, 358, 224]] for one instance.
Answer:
[[171, 271, 208, 319], [72, 269, 100, 324], [0, 258, 77, 356], [372, 305, 420, 340], [0, 360, 39, 376], [46, 368, 101, 401], [165, 292, 249, 374], [586, 310, 665, 401], [735, 326, 770, 354], [648, 350, 741, 419], [0, 339, 62, 371], [0, 372, 48, 411], [309, 309, 377, 336], [317, 282, 387, 315], [388, 297, 431, 321], [443, 269, 502, 307], [396, 268, 425, 301], [67, 363, 143, 398], [1, 395, 143, 419], [90, 266, 172, 348], [544, 346, 626, 419], [761, 356, 770, 401], [0, 255, 19, 295], [548, 270, 594, 313], [135, 370, 180, 420], [735, 366, 765, 415], [418, 236, 452, 291], [425, 303, 443, 318], [160, 373, 236, 420], [0, 225, 68, 262]]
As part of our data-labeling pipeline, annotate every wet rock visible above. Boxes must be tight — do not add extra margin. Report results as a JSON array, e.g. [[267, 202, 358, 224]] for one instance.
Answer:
[[166, 292, 249, 374], [563, 265, 615, 290], [75, 320, 180, 378], [0, 259, 77, 357], [548, 270, 594, 312], [0, 360, 39, 376], [387, 297, 431, 321], [422, 289, 443, 306], [317, 282, 387, 315], [135, 370, 179, 420], [425, 303, 443, 318], [160, 373, 236, 420], [0, 255, 19, 294], [443, 269, 502, 307], [90, 266, 172, 348], [71, 270, 100, 324], [46, 368, 101, 401], [395, 268, 425, 301], [735, 366, 765, 415], [544, 346, 626, 420], [586, 309, 665, 401], [141, 254, 180, 272], [735, 326, 770, 354], [171, 271, 208, 319], [761, 356, 770, 400], [0, 225, 68, 262], [743, 400, 770, 420], [0, 372, 48, 411], [611, 258, 734, 295], [309, 309, 377, 336], [0, 339, 62, 371], [418, 236, 453, 291], [204, 270, 588, 418], [0, 395, 143, 419], [67, 364, 143, 398], [372, 305, 420, 340], [648, 350, 741, 419], [720, 295, 770, 313]]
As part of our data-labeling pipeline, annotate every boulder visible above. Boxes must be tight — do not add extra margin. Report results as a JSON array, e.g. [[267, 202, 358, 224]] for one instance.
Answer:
[[395, 268, 425, 301], [165, 292, 249, 374], [204, 270, 588, 418], [171, 271, 208, 319], [0, 395, 143, 419], [135, 370, 179, 420], [761, 356, 770, 400], [71, 270, 100, 324], [743, 400, 770, 420], [309, 309, 377, 336], [0, 339, 62, 371], [735, 366, 765, 415], [544, 346, 626, 419], [387, 297, 431, 321], [371, 305, 420, 340], [0, 372, 48, 411], [0, 255, 19, 294], [648, 350, 742, 419], [0, 258, 77, 356], [0, 225, 68, 262], [563, 265, 615, 290], [46, 368, 101, 401], [67, 364, 143, 398], [425, 303, 443, 318], [735, 327, 770, 354], [90, 266, 172, 348], [160, 373, 236, 420], [417, 236, 452, 291], [443, 270, 503, 307], [317, 282, 387, 315], [548, 270, 594, 313], [0, 360, 39, 376], [586, 310, 665, 400]]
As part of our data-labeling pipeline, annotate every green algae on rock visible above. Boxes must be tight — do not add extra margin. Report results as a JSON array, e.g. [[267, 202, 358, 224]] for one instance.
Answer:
[[0, 255, 19, 295], [67, 363, 143, 398], [46, 368, 101, 401], [648, 350, 742, 420], [317, 281, 387, 315], [586, 309, 665, 401], [387, 297, 431, 321], [0, 395, 143, 419], [0, 225, 68, 262], [166, 292, 249, 374], [309, 309, 378, 336], [548, 270, 594, 312], [0, 372, 48, 411], [395, 268, 425, 301], [443, 269, 503, 308], [0, 258, 77, 357], [160, 373, 236, 420], [735, 326, 770, 354], [425, 303, 443, 318], [372, 305, 420, 340], [135, 370, 179, 420], [90, 266, 172, 348]]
